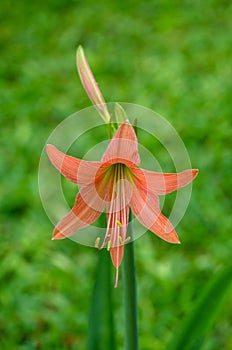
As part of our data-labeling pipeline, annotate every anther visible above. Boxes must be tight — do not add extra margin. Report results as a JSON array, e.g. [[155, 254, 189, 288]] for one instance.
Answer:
[[107, 240, 111, 251], [94, 237, 101, 249], [116, 220, 122, 227], [124, 236, 131, 244]]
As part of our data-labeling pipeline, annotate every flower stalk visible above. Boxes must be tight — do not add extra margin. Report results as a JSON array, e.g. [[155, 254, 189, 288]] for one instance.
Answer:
[[88, 249, 116, 350], [122, 211, 139, 350]]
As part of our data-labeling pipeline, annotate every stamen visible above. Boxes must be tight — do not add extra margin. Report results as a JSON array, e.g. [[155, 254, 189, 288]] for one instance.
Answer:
[[124, 236, 131, 244], [116, 220, 122, 227], [94, 237, 101, 249], [107, 240, 111, 251], [114, 267, 119, 288], [119, 236, 123, 245]]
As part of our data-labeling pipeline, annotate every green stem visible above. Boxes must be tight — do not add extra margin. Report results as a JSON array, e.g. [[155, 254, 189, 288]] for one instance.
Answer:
[[122, 211, 139, 350], [107, 121, 117, 140], [88, 249, 116, 350]]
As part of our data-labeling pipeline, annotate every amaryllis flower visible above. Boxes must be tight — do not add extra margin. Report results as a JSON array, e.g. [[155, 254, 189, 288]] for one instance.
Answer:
[[46, 120, 198, 287]]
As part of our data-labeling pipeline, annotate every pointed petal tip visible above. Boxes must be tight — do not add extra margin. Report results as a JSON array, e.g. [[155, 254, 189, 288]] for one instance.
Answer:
[[192, 169, 199, 178], [77, 44, 83, 52], [52, 229, 66, 240], [167, 235, 181, 244], [158, 225, 181, 244], [101, 119, 140, 165], [76, 45, 85, 61], [46, 144, 56, 156]]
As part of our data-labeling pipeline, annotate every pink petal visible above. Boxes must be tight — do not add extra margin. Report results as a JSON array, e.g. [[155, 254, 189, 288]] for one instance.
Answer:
[[133, 168, 198, 195], [110, 245, 125, 268], [52, 185, 103, 239], [111, 245, 124, 288], [107, 208, 129, 288], [101, 121, 140, 166], [130, 185, 180, 243], [76, 46, 111, 123], [46, 144, 101, 186]]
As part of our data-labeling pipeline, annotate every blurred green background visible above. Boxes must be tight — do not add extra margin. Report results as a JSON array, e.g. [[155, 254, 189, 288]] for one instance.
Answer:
[[1, 0, 232, 349]]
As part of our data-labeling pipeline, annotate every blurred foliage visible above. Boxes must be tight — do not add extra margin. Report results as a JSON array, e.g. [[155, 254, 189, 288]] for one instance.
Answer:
[[1, 0, 232, 349]]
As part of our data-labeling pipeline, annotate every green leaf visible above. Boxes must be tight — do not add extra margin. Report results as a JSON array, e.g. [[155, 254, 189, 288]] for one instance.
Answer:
[[88, 249, 116, 350], [169, 263, 232, 350]]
